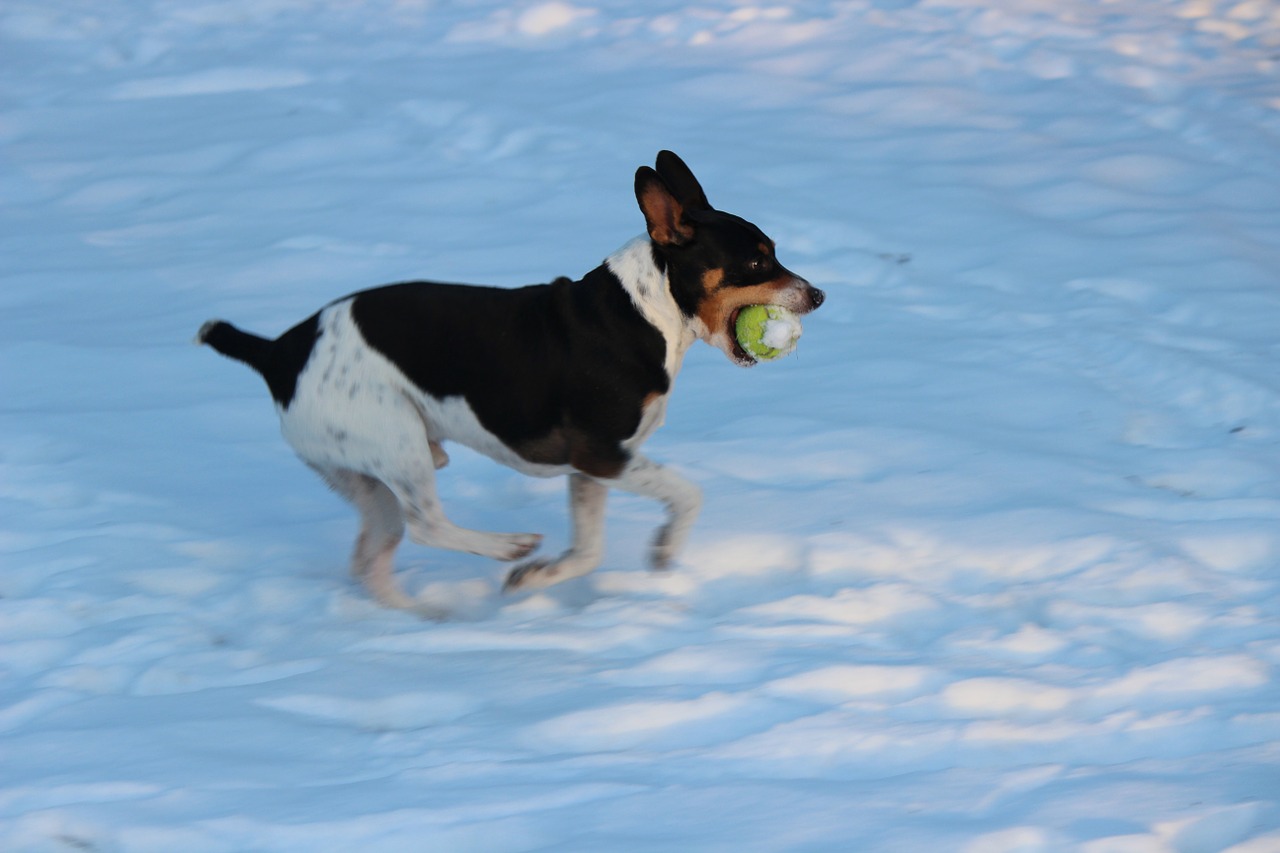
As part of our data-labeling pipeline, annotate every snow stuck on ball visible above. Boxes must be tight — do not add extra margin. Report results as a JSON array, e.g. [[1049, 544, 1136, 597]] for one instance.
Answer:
[[735, 304, 803, 361]]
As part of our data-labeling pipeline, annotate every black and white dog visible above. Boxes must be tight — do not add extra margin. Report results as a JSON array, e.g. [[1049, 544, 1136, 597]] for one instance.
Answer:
[[199, 152, 824, 616]]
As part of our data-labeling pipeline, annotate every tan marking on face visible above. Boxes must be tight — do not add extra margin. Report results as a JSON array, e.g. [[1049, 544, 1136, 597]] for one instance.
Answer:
[[695, 277, 797, 343], [701, 268, 724, 292]]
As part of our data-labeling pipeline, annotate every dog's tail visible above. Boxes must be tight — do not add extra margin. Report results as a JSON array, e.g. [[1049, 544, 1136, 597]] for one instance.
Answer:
[[195, 319, 274, 377]]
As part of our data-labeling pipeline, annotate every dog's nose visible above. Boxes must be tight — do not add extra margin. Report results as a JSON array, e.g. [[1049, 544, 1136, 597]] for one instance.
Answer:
[[809, 286, 825, 309]]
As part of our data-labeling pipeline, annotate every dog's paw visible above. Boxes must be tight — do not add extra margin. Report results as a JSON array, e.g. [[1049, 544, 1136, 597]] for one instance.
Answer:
[[650, 525, 677, 571], [410, 601, 451, 621], [504, 548, 602, 592], [503, 558, 554, 592], [497, 533, 542, 562], [445, 530, 542, 562]]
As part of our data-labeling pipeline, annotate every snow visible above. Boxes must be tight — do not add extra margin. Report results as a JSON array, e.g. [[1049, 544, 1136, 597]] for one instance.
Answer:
[[760, 309, 803, 355], [4, 0, 1280, 850]]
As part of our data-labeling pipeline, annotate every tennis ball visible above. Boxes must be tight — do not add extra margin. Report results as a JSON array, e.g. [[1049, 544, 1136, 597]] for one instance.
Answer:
[[734, 304, 802, 361]]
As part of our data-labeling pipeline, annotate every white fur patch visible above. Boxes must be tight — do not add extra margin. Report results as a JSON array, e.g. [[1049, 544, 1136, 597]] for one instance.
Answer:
[[280, 301, 571, 480], [606, 236, 699, 381]]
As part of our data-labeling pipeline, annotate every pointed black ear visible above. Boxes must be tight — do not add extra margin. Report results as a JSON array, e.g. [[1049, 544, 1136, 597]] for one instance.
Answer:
[[654, 150, 711, 212], [635, 166, 695, 246]]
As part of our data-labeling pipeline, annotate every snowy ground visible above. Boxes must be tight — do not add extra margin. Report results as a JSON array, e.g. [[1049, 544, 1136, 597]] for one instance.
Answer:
[[5, 0, 1280, 850]]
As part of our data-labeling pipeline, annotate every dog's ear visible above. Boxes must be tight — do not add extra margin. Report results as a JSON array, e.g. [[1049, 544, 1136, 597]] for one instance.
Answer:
[[654, 150, 711, 212], [635, 166, 695, 247]]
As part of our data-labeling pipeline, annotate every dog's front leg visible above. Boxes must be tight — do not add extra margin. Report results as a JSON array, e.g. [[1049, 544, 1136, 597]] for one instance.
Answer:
[[504, 473, 608, 592], [503, 456, 701, 593], [610, 454, 702, 570]]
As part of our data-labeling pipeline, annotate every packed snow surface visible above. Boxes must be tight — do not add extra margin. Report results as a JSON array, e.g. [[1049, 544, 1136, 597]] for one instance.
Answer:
[[4, 0, 1280, 850]]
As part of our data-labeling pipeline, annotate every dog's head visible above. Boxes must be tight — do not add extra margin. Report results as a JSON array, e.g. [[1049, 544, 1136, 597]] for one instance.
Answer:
[[635, 151, 824, 367]]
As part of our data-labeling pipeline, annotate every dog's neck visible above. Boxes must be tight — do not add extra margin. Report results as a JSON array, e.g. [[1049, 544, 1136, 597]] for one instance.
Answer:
[[606, 235, 701, 379]]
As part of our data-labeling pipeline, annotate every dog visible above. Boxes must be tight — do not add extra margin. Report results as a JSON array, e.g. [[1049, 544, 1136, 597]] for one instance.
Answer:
[[198, 151, 824, 616]]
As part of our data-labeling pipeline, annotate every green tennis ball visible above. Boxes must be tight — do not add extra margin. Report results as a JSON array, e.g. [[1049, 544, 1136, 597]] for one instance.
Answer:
[[734, 304, 803, 361]]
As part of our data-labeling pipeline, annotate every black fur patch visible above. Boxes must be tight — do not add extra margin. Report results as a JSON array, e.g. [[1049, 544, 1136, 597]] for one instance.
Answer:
[[349, 267, 670, 475], [267, 314, 322, 408], [200, 315, 320, 409]]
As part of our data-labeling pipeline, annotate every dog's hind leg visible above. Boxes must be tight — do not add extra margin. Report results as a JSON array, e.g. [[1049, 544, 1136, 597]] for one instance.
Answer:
[[380, 454, 543, 563], [317, 467, 448, 617], [504, 473, 607, 592], [370, 394, 542, 562]]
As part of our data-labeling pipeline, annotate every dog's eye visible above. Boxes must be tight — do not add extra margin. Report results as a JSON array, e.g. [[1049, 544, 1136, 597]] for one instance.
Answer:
[[747, 257, 773, 275]]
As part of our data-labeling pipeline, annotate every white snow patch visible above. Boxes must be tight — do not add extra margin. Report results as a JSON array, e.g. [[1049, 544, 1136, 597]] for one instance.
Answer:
[[761, 311, 803, 355], [111, 67, 310, 99], [942, 677, 1077, 717], [257, 692, 480, 731], [765, 664, 936, 703], [527, 691, 755, 751], [518, 2, 596, 36]]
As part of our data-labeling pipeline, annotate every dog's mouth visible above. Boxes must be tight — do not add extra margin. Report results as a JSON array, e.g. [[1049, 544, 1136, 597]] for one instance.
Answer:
[[727, 306, 758, 367]]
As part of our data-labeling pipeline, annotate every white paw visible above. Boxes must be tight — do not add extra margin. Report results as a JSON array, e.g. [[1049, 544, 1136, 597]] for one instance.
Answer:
[[503, 550, 595, 592], [650, 524, 679, 570], [504, 558, 557, 592], [495, 533, 542, 562]]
